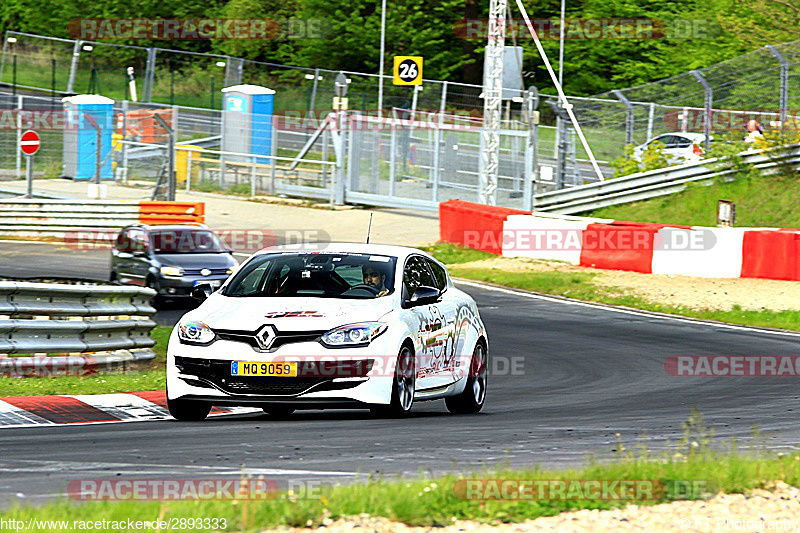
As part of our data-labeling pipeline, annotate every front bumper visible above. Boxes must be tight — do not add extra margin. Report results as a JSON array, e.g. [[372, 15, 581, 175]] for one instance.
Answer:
[[157, 275, 229, 296], [166, 331, 397, 406]]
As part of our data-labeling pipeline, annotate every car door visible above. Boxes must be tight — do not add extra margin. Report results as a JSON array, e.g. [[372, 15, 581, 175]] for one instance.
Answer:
[[424, 257, 459, 386], [403, 255, 450, 390], [112, 229, 135, 284], [127, 228, 152, 286]]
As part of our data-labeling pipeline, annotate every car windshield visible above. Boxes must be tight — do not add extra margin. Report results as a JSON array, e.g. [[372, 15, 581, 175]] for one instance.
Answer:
[[224, 253, 397, 299], [150, 229, 228, 253]]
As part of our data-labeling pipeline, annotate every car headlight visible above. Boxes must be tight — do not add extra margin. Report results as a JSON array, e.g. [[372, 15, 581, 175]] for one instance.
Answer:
[[321, 322, 387, 347], [160, 266, 184, 277], [178, 320, 215, 345]]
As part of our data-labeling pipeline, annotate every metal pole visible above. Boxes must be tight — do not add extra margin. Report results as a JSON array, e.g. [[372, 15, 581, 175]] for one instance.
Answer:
[[152, 112, 175, 200], [389, 121, 396, 197], [121, 100, 129, 183], [480, 0, 507, 205], [25, 155, 33, 198], [646, 103, 655, 140], [15, 95, 22, 179], [690, 70, 712, 150], [377, 0, 387, 117], [186, 148, 193, 192], [411, 86, 419, 120], [0, 31, 8, 83], [612, 90, 635, 145], [558, 0, 565, 88], [251, 155, 257, 197], [310, 68, 320, 112], [766, 45, 789, 126], [67, 40, 81, 94]]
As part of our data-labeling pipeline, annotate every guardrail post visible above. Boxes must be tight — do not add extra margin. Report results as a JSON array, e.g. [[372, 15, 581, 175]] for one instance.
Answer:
[[766, 45, 789, 126], [612, 90, 635, 146], [691, 70, 712, 150]]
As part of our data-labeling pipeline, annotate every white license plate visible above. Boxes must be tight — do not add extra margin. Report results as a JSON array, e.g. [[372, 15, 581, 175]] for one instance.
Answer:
[[194, 279, 222, 288]]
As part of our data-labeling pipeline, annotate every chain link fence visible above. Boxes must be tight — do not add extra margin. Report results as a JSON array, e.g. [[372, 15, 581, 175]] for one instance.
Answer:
[[3, 30, 800, 206]]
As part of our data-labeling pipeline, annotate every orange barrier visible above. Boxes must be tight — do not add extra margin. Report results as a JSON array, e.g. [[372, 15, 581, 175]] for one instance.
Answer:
[[439, 200, 528, 255], [138, 202, 205, 225], [741, 230, 800, 281], [117, 109, 173, 144]]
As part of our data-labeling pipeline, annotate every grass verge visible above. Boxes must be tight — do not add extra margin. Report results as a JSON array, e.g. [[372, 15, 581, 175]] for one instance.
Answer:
[[2, 436, 799, 530], [0, 326, 172, 397], [422, 243, 800, 332], [588, 173, 800, 228]]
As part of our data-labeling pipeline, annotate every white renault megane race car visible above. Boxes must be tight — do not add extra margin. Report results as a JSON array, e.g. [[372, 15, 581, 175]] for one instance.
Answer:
[[166, 244, 488, 420]]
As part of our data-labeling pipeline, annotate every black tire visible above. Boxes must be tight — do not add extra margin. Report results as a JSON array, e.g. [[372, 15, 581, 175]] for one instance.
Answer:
[[167, 397, 211, 421], [262, 405, 295, 419], [371, 344, 415, 418], [445, 342, 487, 414], [145, 276, 163, 309]]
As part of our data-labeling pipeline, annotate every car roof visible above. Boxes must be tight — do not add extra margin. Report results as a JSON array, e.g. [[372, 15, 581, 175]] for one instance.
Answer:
[[656, 132, 708, 140], [251, 242, 436, 262]]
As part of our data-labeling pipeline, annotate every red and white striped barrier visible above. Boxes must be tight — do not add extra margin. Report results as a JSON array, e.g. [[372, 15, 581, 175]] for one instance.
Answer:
[[0, 391, 257, 428], [439, 200, 800, 281]]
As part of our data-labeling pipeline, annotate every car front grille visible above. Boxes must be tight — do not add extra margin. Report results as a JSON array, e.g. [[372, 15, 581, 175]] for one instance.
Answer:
[[183, 268, 230, 276], [214, 329, 326, 351], [175, 357, 372, 396]]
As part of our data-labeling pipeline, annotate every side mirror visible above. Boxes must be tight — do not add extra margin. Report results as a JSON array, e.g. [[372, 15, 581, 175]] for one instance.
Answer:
[[408, 286, 441, 307], [191, 283, 214, 302]]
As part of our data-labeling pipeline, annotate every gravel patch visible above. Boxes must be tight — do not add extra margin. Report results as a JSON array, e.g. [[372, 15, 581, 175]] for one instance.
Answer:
[[269, 482, 800, 532]]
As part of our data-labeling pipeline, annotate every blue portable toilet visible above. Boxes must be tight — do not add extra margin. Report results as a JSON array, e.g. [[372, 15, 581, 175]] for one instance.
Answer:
[[221, 85, 275, 165], [62, 95, 115, 180]]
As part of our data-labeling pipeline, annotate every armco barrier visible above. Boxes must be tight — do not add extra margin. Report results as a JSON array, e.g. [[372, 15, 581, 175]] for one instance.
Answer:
[[0, 281, 157, 373], [440, 205, 800, 280], [439, 200, 528, 255], [0, 199, 205, 238]]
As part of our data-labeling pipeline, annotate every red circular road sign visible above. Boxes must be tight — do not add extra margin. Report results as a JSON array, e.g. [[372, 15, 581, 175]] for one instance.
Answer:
[[20, 130, 41, 156]]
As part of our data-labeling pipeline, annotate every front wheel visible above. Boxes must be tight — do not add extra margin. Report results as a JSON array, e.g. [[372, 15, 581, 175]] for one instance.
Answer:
[[445, 342, 487, 414], [371, 345, 415, 418], [167, 397, 211, 421]]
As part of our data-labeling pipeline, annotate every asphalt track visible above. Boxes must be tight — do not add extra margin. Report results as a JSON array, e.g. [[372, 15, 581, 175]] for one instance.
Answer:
[[1, 241, 800, 506]]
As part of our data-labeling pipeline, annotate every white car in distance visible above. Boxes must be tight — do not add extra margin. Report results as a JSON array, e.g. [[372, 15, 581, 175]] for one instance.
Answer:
[[633, 132, 709, 165], [166, 244, 489, 420]]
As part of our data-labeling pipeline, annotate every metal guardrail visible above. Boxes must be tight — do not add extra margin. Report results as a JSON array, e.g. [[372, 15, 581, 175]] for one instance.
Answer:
[[0, 282, 157, 355], [532, 144, 800, 215], [0, 199, 205, 237]]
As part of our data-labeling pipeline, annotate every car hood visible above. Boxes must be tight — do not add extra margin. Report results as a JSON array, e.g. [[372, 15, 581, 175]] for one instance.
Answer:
[[186, 295, 395, 332], [156, 253, 235, 269]]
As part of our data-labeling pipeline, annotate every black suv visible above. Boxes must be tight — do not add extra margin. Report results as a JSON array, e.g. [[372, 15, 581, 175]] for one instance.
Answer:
[[110, 224, 238, 303]]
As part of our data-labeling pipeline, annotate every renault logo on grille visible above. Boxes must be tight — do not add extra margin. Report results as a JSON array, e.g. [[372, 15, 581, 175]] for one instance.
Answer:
[[254, 325, 278, 350]]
